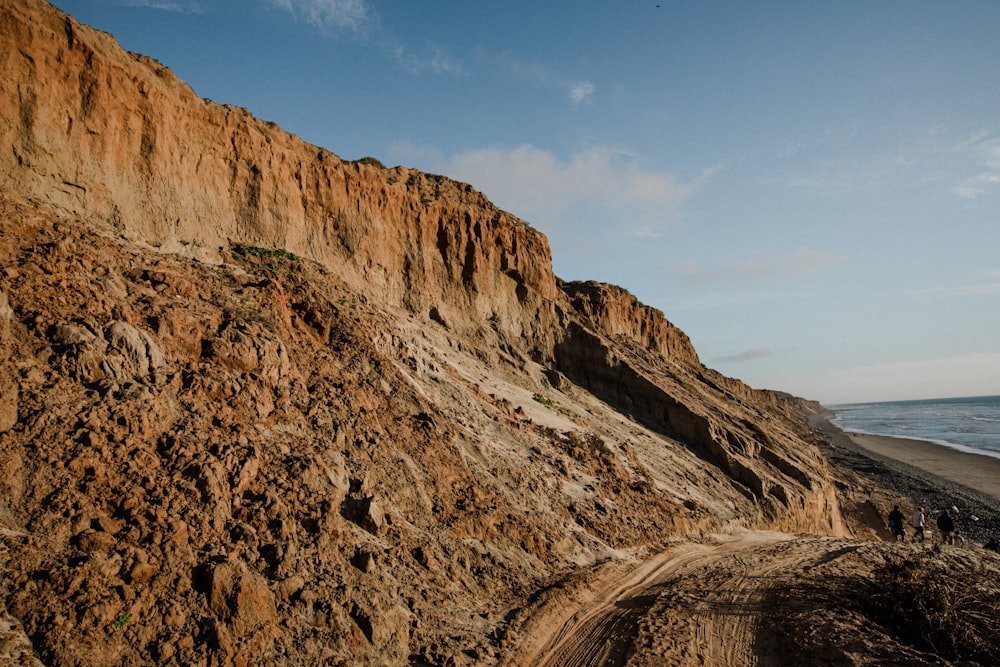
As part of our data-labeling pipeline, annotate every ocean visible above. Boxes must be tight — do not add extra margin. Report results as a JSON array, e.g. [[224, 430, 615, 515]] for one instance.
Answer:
[[831, 395, 1000, 460]]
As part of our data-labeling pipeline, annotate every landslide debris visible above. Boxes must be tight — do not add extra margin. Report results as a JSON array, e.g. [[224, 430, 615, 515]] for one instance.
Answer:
[[0, 191, 837, 665]]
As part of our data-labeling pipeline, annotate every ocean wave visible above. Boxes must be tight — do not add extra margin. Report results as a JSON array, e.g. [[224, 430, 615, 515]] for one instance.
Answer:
[[832, 395, 1000, 458]]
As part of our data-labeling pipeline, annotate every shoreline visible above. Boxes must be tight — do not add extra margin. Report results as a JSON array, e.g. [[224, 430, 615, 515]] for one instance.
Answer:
[[834, 426, 1000, 463], [807, 411, 1000, 543], [840, 431, 1000, 502], [808, 410, 1000, 503]]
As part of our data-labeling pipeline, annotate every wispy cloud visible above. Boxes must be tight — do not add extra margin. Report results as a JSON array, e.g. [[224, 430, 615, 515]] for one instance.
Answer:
[[496, 52, 596, 106], [116, 0, 202, 11], [267, 0, 464, 75], [570, 82, 595, 105], [267, 0, 373, 35], [952, 136, 1000, 199], [715, 347, 773, 363], [390, 44, 465, 75], [663, 248, 842, 286], [891, 128, 1000, 200], [396, 143, 704, 236], [767, 124, 1000, 204]]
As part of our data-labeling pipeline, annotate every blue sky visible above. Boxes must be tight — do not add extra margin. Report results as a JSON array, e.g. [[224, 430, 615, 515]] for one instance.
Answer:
[[52, 0, 1000, 405]]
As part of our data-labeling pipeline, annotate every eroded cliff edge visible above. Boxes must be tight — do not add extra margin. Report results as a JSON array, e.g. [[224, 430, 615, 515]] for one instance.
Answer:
[[1, 1, 841, 664]]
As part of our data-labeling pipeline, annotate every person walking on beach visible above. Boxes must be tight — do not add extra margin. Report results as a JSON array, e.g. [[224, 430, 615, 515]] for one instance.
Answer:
[[888, 505, 906, 542], [911, 506, 926, 542], [937, 509, 956, 545]]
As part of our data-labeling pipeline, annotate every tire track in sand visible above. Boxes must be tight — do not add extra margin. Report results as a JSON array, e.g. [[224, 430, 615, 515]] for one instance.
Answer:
[[517, 531, 807, 667]]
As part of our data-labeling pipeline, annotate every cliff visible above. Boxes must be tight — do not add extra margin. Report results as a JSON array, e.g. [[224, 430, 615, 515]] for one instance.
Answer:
[[0, 1, 843, 665], [2, 0, 561, 355]]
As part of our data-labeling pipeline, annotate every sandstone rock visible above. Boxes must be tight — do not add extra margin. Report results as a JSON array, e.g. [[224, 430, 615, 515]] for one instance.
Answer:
[[277, 575, 305, 601], [351, 548, 378, 573], [562, 281, 699, 366], [231, 451, 260, 496], [75, 530, 116, 554], [189, 461, 232, 529], [204, 324, 289, 386], [0, 611, 45, 667], [52, 323, 99, 346], [370, 603, 412, 664], [0, 292, 14, 432], [128, 562, 158, 586], [93, 515, 124, 535], [103, 320, 166, 377], [51, 320, 166, 383], [202, 560, 278, 656]]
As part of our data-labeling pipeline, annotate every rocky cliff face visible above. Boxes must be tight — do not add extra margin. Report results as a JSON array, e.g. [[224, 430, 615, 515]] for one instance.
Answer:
[[1, 1, 843, 665], [1, 0, 560, 354]]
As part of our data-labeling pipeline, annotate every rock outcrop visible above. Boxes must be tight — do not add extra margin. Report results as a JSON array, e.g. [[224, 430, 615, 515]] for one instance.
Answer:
[[0, 1, 843, 664]]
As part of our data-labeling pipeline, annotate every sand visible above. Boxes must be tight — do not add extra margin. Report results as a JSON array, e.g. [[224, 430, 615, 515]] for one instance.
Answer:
[[844, 432, 1000, 502]]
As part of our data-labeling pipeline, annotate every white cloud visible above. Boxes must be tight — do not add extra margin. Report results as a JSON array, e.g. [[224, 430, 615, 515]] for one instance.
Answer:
[[267, 0, 372, 35], [935, 133, 1000, 200], [953, 184, 985, 199], [983, 138, 1000, 169], [770, 126, 1000, 202], [398, 143, 702, 237], [915, 268, 1000, 298], [569, 82, 595, 105], [268, 1, 463, 74]]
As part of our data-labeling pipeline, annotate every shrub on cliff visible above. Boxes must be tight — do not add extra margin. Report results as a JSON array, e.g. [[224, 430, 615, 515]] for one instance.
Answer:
[[354, 156, 385, 169], [867, 552, 1000, 664]]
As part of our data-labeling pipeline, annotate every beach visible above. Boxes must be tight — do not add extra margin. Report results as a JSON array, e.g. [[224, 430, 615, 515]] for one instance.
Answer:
[[808, 411, 1000, 543], [844, 432, 1000, 502]]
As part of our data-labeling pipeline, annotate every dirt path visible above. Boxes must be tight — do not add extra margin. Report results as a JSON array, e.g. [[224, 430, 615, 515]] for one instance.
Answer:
[[510, 531, 861, 667]]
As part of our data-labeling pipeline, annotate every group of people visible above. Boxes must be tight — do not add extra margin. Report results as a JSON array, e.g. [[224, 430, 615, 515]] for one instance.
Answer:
[[886, 505, 962, 544]]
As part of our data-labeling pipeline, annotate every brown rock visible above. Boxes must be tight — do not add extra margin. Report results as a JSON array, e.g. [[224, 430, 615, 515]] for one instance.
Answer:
[[103, 321, 167, 378], [75, 530, 116, 554], [92, 515, 123, 535], [277, 575, 305, 601], [128, 562, 158, 586], [203, 559, 278, 659]]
